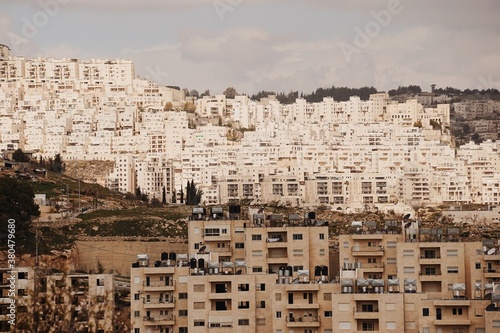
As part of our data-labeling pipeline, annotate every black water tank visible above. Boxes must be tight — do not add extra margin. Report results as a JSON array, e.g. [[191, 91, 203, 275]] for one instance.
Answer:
[[154, 260, 161, 267], [198, 258, 205, 268], [287, 266, 293, 276], [190, 258, 197, 269], [321, 265, 328, 276], [314, 266, 321, 276], [307, 212, 316, 219], [161, 252, 168, 261], [132, 262, 140, 268], [169, 252, 176, 260]]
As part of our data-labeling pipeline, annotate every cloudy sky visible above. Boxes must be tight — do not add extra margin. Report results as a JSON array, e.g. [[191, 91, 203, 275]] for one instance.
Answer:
[[1, 0, 499, 95]]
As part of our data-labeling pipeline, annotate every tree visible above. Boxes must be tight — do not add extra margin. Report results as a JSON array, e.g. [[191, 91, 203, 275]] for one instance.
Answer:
[[413, 120, 423, 128], [179, 188, 184, 204], [150, 197, 162, 207], [186, 180, 203, 206], [162, 187, 167, 205], [164, 101, 174, 111], [471, 132, 483, 145], [0, 176, 40, 245], [12, 148, 30, 162], [223, 86, 237, 99], [200, 89, 210, 97], [171, 189, 176, 204], [49, 153, 64, 173], [184, 102, 196, 113], [135, 186, 142, 200], [189, 89, 199, 98]]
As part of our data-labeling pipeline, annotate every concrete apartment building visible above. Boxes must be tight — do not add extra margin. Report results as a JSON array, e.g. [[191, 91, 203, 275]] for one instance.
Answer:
[[0, 268, 114, 333], [130, 208, 500, 333], [4, 50, 500, 213]]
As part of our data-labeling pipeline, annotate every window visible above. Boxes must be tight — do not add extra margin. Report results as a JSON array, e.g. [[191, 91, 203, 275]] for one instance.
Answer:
[[386, 322, 396, 330], [293, 234, 303, 240], [475, 263, 481, 269], [387, 258, 396, 265], [362, 321, 374, 331], [343, 241, 349, 248], [447, 249, 458, 257], [276, 293, 281, 301], [452, 308, 463, 315], [179, 310, 188, 317], [134, 329, 140, 333], [238, 319, 249, 326], [324, 311, 332, 317], [235, 243, 244, 249], [252, 250, 263, 257], [276, 311, 282, 318], [238, 301, 250, 309], [238, 283, 249, 291], [256, 318, 265, 325], [493, 320, 500, 328], [134, 311, 140, 318], [339, 322, 351, 330], [403, 249, 414, 257], [194, 302, 205, 309], [178, 292, 188, 299], [319, 249, 326, 256], [293, 249, 303, 257], [453, 329, 464, 333], [252, 234, 262, 241], [96, 296, 105, 303], [193, 284, 205, 292], [423, 308, 429, 316], [293, 265, 304, 271], [194, 320, 205, 326], [387, 241, 397, 248], [403, 266, 415, 274], [134, 293, 140, 301], [252, 267, 263, 273], [447, 266, 459, 274], [319, 233, 325, 240], [256, 283, 265, 291]]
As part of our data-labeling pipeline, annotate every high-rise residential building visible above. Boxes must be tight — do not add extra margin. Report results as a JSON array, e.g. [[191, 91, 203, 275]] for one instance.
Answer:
[[130, 208, 500, 333]]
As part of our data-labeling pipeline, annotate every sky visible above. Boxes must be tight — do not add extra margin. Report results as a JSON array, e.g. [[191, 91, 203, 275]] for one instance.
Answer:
[[1, 0, 499, 95]]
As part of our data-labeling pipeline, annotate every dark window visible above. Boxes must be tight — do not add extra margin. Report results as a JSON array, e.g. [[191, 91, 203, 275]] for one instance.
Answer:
[[235, 243, 244, 249], [423, 308, 429, 316], [324, 311, 332, 317]]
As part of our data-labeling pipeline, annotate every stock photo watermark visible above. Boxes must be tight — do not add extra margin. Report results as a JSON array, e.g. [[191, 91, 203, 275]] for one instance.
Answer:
[[6, 219, 17, 326], [213, 0, 243, 21], [7, 0, 71, 53], [144, 65, 170, 85], [478, 74, 500, 90], [339, 0, 405, 63]]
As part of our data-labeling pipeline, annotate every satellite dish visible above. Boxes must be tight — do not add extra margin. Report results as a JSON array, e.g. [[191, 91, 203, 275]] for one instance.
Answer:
[[404, 222, 412, 229], [403, 213, 411, 220], [198, 246, 207, 253], [487, 248, 496, 255]]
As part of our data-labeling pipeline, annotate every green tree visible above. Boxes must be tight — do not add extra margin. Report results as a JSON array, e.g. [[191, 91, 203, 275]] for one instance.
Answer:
[[413, 120, 423, 128], [171, 189, 177, 203], [0, 177, 40, 245], [49, 153, 64, 173], [223, 86, 237, 99], [186, 180, 203, 206], [162, 186, 167, 205], [12, 148, 30, 162]]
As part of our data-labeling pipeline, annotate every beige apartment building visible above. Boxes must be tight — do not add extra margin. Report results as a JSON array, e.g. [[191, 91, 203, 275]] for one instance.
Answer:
[[0, 268, 114, 333], [131, 208, 500, 333]]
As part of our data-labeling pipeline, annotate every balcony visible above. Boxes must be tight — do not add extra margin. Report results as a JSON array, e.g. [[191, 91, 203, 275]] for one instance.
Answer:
[[286, 303, 320, 310], [433, 300, 470, 307], [419, 273, 442, 281], [286, 317, 320, 328], [143, 299, 176, 309], [351, 246, 384, 256], [434, 319, 471, 326], [419, 256, 441, 265], [354, 310, 379, 320], [143, 315, 175, 326], [266, 240, 288, 248], [143, 281, 175, 291], [267, 255, 288, 264]]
